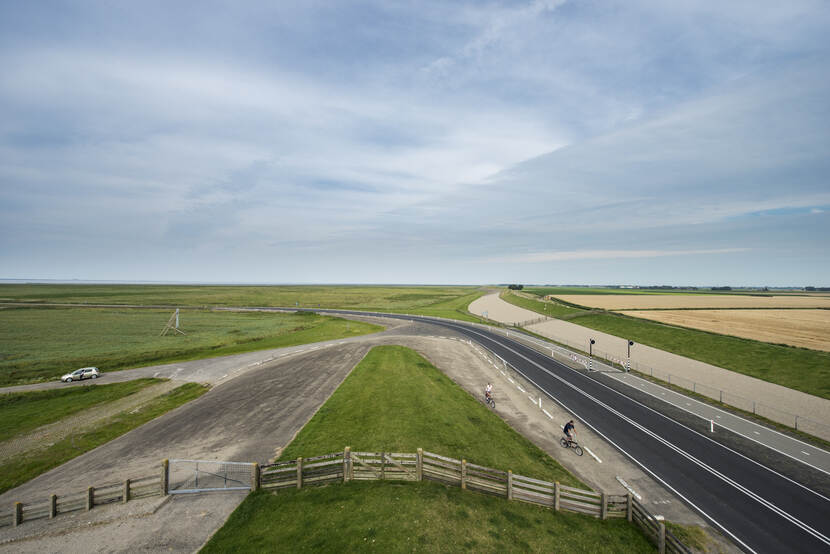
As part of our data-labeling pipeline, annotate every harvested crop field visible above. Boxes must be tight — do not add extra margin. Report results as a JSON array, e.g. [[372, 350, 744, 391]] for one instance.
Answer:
[[620, 309, 830, 352], [554, 294, 830, 310]]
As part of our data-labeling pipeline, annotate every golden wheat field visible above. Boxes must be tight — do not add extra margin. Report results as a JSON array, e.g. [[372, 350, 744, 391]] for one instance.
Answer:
[[554, 294, 830, 310], [620, 309, 830, 352]]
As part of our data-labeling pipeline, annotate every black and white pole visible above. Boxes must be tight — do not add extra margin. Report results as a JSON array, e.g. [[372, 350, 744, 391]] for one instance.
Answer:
[[589, 339, 595, 371], [626, 340, 634, 372]]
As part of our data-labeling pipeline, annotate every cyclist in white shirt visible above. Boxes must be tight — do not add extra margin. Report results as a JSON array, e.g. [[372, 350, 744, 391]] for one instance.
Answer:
[[485, 382, 493, 401]]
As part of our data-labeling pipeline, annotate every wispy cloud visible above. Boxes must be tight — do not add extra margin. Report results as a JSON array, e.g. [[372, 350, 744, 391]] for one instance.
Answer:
[[481, 249, 750, 264]]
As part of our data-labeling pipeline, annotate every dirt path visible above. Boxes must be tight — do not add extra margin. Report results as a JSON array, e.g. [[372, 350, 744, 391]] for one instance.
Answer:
[[0, 380, 183, 463]]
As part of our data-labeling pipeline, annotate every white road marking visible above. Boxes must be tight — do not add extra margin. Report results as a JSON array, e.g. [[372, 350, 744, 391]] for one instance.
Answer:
[[542, 409, 553, 419], [517, 385, 526, 393], [584, 446, 602, 463], [616, 476, 641, 500], [802, 451, 811, 456], [528, 395, 535, 402], [754, 431, 760, 435], [508, 378, 515, 384]]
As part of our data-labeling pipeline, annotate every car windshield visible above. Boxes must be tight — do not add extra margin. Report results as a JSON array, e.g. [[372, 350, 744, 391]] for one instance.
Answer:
[[73, 370, 84, 375]]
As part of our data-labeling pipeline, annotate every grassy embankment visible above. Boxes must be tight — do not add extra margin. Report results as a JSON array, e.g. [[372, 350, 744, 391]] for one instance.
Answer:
[[503, 290, 830, 401], [202, 346, 654, 553], [0, 380, 208, 494], [0, 308, 382, 386]]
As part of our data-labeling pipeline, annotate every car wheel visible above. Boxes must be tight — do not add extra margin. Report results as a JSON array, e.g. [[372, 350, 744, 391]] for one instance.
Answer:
[[91, 374, 98, 379], [67, 377, 73, 382]]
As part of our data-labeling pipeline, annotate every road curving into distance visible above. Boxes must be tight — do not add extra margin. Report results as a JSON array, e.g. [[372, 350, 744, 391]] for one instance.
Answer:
[[306, 308, 830, 554]]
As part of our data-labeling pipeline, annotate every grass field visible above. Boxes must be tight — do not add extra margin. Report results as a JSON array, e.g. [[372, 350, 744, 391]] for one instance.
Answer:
[[0, 379, 162, 443], [525, 287, 827, 297], [0, 307, 381, 386], [202, 481, 652, 553], [502, 291, 830, 400], [202, 345, 654, 552], [0, 284, 484, 314], [500, 291, 586, 319], [621, 309, 830, 352], [573, 313, 830, 399], [0, 381, 208, 494], [552, 294, 830, 310]]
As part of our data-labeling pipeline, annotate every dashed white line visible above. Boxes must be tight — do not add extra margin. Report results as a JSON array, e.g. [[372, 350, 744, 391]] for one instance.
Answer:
[[508, 378, 515, 384], [542, 409, 553, 419], [584, 446, 602, 463], [802, 451, 811, 456], [528, 395, 535, 402], [517, 385, 526, 393]]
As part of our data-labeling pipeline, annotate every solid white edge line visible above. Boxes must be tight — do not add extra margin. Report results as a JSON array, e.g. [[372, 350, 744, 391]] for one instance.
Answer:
[[469, 322, 830, 491], [447, 322, 827, 550]]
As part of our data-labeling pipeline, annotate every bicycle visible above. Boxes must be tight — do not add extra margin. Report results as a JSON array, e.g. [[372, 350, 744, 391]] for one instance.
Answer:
[[559, 437, 583, 456], [484, 392, 496, 409]]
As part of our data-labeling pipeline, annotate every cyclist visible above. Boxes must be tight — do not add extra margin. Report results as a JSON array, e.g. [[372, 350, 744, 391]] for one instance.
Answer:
[[563, 420, 576, 445], [485, 382, 493, 401]]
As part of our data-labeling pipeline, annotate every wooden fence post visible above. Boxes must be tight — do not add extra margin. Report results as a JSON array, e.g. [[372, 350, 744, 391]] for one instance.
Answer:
[[626, 494, 632, 522], [297, 457, 303, 489], [251, 464, 260, 491], [13, 502, 22, 527], [600, 492, 607, 520], [161, 459, 169, 496], [343, 447, 351, 483], [416, 448, 423, 481], [50, 494, 57, 518], [123, 480, 131, 504], [461, 460, 467, 490], [554, 482, 560, 511], [507, 470, 513, 500], [658, 522, 666, 554], [380, 452, 385, 480], [86, 487, 94, 511]]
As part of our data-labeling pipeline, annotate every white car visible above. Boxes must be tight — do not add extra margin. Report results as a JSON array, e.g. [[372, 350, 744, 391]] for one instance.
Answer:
[[61, 367, 100, 382]]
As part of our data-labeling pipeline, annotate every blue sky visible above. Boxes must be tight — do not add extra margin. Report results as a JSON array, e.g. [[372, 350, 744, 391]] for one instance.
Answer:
[[1, 1, 828, 286]]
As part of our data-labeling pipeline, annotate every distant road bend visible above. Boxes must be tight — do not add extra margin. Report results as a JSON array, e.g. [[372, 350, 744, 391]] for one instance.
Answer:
[[304, 308, 830, 554]]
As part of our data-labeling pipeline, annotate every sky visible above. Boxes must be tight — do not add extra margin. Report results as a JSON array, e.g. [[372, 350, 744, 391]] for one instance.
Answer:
[[1, 1, 828, 286]]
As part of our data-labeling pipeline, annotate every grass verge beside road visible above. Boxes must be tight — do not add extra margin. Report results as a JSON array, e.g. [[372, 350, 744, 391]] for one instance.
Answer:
[[0, 307, 381, 386], [0, 382, 208, 494], [203, 482, 652, 553], [0, 379, 162, 443], [203, 345, 655, 552], [502, 291, 830, 400], [278, 345, 580, 483]]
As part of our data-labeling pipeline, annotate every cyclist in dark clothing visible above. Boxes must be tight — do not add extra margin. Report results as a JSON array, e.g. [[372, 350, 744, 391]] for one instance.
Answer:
[[563, 420, 576, 444]]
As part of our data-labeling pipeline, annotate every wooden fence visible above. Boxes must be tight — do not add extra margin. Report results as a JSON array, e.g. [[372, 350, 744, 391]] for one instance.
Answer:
[[260, 447, 690, 554], [3, 449, 689, 553], [1, 474, 162, 529]]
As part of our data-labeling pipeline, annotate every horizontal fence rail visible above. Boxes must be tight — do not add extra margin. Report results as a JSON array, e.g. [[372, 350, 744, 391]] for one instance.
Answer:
[[259, 447, 689, 553]]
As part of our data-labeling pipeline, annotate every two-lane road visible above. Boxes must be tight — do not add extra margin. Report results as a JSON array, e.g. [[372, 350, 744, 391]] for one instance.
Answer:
[[311, 309, 830, 553]]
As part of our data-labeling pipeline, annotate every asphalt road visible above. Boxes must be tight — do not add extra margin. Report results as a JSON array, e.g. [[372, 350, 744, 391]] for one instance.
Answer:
[[312, 310, 830, 554]]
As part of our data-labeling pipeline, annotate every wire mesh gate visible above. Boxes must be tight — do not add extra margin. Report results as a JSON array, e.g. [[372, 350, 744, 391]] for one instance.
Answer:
[[169, 459, 253, 494]]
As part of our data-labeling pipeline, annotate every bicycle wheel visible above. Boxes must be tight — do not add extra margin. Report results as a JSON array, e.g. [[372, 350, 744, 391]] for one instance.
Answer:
[[490, 399, 496, 409], [573, 444, 584, 456], [559, 437, 569, 449]]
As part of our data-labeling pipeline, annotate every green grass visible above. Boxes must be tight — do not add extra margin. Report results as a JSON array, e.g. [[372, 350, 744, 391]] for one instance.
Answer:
[[573, 312, 830, 400], [202, 345, 654, 553], [278, 345, 581, 485], [202, 482, 653, 554], [0, 307, 381, 386], [0, 382, 208, 494], [504, 290, 830, 400], [0, 379, 162, 443], [500, 291, 586, 319], [0, 284, 483, 312]]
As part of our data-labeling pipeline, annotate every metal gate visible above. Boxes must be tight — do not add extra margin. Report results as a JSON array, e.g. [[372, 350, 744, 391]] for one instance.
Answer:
[[169, 459, 254, 494]]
